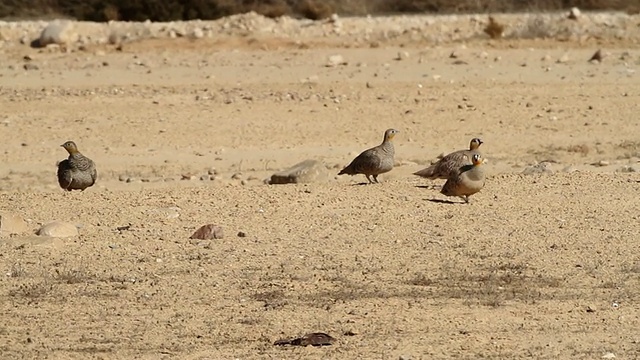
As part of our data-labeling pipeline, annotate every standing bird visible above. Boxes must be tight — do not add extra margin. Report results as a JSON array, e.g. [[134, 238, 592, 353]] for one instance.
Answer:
[[413, 138, 483, 180], [440, 153, 485, 203], [338, 128, 399, 184], [57, 141, 97, 191]]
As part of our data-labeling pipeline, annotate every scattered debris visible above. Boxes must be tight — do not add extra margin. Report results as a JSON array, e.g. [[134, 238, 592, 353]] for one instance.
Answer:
[[190, 224, 224, 240], [269, 159, 329, 184], [274, 332, 335, 347]]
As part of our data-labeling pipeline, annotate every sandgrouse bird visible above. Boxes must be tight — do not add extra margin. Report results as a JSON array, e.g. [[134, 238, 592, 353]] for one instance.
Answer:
[[57, 141, 97, 191], [414, 137, 483, 180], [338, 128, 398, 184], [440, 153, 485, 203]]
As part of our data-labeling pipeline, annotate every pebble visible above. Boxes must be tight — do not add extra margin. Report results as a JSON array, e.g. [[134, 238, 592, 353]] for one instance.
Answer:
[[592, 160, 610, 167], [326, 54, 346, 67], [557, 54, 570, 63], [395, 51, 410, 60]]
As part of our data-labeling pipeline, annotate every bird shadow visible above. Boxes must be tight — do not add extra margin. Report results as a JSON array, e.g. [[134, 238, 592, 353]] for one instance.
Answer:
[[427, 198, 465, 205], [415, 185, 439, 190], [350, 182, 375, 186]]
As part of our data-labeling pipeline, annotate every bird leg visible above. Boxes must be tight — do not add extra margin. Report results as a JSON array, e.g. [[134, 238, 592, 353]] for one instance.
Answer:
[[461, 195, 470, 203], [372, 175, 379, 183], [365, 175, 374, 184]]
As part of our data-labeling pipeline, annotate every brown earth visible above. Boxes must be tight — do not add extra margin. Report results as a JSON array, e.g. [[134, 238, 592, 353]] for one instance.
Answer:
[[1, 21, 640, 359]]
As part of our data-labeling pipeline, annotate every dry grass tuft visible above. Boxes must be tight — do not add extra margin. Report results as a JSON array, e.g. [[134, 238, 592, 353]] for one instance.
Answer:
[[484, 16, 504, 39], [295, 0, 334, 20], [566, 144, 590, 156]]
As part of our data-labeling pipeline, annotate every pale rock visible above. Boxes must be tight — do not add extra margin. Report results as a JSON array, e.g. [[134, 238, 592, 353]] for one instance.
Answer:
[[270, 159, 329, 184], [0, 212, 29, 236], [37, 21, 78, 47], [37, 221, 78, 238]]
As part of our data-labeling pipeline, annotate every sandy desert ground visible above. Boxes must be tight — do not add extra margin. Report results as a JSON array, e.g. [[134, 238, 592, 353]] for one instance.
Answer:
[[1, 12, 640, 360]]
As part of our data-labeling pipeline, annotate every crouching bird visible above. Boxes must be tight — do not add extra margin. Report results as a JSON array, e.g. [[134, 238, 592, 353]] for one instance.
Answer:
[[440, 153, 485, 203], [57, 140, 97, 191]]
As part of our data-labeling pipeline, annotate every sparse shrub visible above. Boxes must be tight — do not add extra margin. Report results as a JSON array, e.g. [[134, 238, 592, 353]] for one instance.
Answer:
[[484, 16, 504, 39], [295, 0, 334, 20]]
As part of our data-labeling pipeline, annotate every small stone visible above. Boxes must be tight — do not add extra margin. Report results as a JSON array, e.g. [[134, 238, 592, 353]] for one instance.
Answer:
[[23, 63, 38, 71], [0, 212, 29, 236], [602, 353, 616, 359], [237, 231, 247, 237], [395, 51, 410, 61], [557, 54, 570, 64], [269, 159, 329, 184], [181, 174, 196, 180], [190, 224, 224, 240], [192, 28, 204, 39], [207, 168, 218, 176], [399, 356, 413, 360], [37, 221, 78, 238], [592, 160, 610, 167], [568, 7, 581, 20], [231, 173, 243, 180], [200, 175, 211, 181], [327, 54, 346, 67]]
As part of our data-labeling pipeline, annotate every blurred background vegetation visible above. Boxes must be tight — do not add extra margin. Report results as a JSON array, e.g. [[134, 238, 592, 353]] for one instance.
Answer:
[[0, 0, 638, 21]]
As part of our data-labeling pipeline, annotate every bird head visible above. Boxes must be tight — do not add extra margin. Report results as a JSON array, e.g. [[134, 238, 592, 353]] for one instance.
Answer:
[[61, 141, 79, 155], [472, 154, 483, 166], [470, 138, 483, 150], [384, 128, 399, 142]]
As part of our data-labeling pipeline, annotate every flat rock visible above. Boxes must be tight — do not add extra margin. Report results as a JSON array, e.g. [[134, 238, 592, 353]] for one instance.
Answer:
[[190, 224, 224, 240], [37, 221, 78, 238], [0, 212, 29, 236], [269, 159, 328, 184]]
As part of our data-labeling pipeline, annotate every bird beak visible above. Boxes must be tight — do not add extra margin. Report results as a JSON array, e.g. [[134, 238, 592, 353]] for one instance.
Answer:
[[60, 144, 65, 147]]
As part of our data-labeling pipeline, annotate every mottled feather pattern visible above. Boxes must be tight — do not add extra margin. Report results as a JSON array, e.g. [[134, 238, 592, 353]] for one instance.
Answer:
[[57, 141, 98, 191], [338, 129, 398, 184]]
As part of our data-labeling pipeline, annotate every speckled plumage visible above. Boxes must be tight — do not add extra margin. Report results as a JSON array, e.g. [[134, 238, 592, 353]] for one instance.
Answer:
[[414, 138, 483, 180], [57, 141, 97, 191], [338, 128, 398, 184], [440, 153, 485, 203]]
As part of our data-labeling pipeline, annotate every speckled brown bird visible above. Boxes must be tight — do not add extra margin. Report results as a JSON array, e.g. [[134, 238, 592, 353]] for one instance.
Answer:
[[440, 153, 485, 203], [338, 128, 398, 184], [57, 141, 97, 191], [414, 138, 483, 180]]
